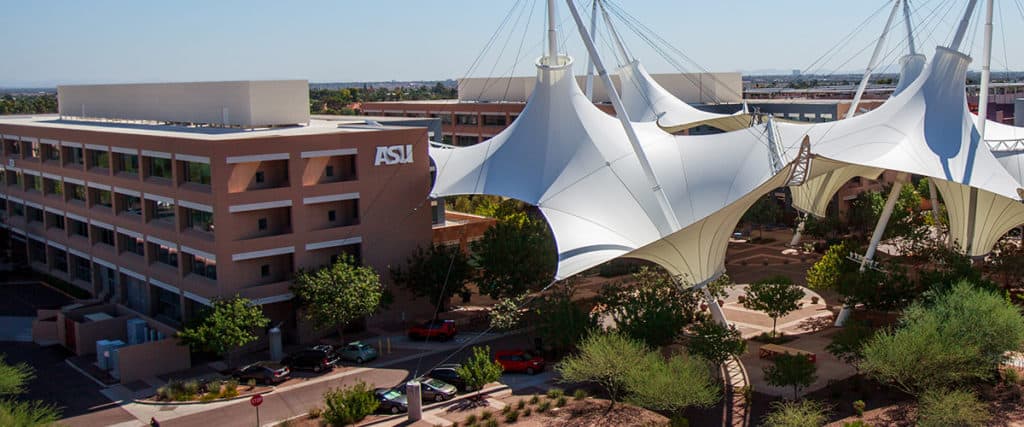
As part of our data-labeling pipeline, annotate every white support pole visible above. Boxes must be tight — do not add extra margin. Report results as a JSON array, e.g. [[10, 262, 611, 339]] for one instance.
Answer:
[[949, 0, 980, 51], [837, 174, 906, 327], [790, 214, 806, 247], [928, 179, 940, 227], [547, 0, 558, 59], [861, 179, 906, 272], [703, 288, 727, 326], [848, 0, 902, 119], [903, 0, 917, 55], [565, 0, 681, 233], [598, 0, 631, 63], [976, 0, 994, 140], [584, 0, 599, 101]]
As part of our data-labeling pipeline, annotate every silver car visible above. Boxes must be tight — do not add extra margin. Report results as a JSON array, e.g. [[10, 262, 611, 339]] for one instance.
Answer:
[[337, 341, 379, 364]]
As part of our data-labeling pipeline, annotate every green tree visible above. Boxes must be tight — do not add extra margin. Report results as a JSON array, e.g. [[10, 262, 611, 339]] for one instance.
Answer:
[[764, 354, 818, 399], [761, 399, 829, 427], [626, 352, 720, 413], [596, 267, 700, 347], [322, 381, 379, 426], [742, 276, 804, 337], [991, 238, 1024, 289], [472, 215, 557, 299], [742, 194, 782, 239], [805, 241, 855, 291], [178, 296, 269, 365], [456, 346, 504, 398], [489, 294, 526, 331], [835, 263, 916, 311], [825, 319, 874, 371], [861, 281, 1024, 395], [916, 389, 988, 427], [534, 281, 596, 356], [802, 212, 846, 242], [292, 254, 383, 341], [390, 244, 472, 312], [557, 332, 649, 411], [686, 320, 747, 367], [0, 356, 60, 427]]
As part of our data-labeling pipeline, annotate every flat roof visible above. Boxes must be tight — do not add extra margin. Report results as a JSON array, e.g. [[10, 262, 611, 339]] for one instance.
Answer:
[[0, 115, 418, 141]]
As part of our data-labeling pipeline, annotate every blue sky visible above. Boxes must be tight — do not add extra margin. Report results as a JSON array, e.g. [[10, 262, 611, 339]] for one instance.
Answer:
[[1, 0, 1020, 87]]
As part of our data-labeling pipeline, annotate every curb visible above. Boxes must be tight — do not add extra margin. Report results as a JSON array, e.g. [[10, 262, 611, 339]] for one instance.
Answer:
[[133, 387, 275, 406]]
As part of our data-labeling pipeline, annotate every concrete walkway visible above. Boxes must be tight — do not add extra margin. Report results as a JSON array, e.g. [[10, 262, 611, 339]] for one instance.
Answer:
[[721, 355, 750, 427]]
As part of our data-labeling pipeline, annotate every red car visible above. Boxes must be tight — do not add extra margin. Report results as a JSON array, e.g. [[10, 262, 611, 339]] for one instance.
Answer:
[[407, 319, 456, 341], [495, 350, 545, 375]]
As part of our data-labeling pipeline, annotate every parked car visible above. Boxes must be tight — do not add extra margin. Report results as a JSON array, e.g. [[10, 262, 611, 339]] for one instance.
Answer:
[[495, 350, 545, 374], [407, 319, 456, 341], [410, 377, 458, 402], [338, 341, 378, 364], [374, 387, 408, 414], [233, 361, 291, 384], [281, 345, 339, 373], [428, 363, 471, 391]]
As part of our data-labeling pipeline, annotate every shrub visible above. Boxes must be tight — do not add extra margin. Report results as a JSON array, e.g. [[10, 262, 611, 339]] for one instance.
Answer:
[[322, 381, 379, 426], [501, 405, 511, 415], [537, 400, 551, 413], [763, 354, 818, 400], [457, 346, 504, 399], [1004, 368, 1021, 385], [504, 409, 519, 423], [843, 421, 869, 427], [545, 388, 564, 399], [480, 410, 492, 420], [625, 352, 720, 412], [247, 378, 257, 388], [200, 392, 217, 403], [465, 414, 478, 425], [522, 407, 531, 417], [573, 389, 587, 400], [308, 406, 322, 419], [484, 419, 498, 427], [516, 399, 525, 409], [221, 379, 239, 398], [556, 396, 567, 407], [670, 415, 690, 427], [528, 394, 539, 404], [852, 399, 865, 417], [0, 399, 62, 426], [556, 333, 648, 405], [156, 386, 170, 401], [761, 400, 829, 427], [916, 389, 988, 427]]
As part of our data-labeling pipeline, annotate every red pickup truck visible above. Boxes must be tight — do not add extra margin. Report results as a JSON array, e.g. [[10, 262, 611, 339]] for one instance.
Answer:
[[407, 319, 456, 341]]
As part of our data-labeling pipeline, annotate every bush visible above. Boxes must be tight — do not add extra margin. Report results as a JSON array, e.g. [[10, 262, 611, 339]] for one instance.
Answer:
[[573, 389, 587, 400], [843, 421, 869, 427], [221, 379, 239, 398], [522, 407, 531, 417], [308, 406, 322, 419], [545, 388, 564, 399], [465, 414, 477, 425], [516, 399, 525, 409], [200, 393, 217, 403], [555, 396, 567, 407], [501, 405, 511, 415], [670, 415, 690, 427], [763, 354, 818, 400], [504, 409, 519, 423], [761, 400, 828, 427], [537, 400, 551, 413], [852, 399, 865, 417], [480, 410, 492, 420], [916, 389, 988, 427], [0, 399, 62, 426], [322, 381, 379, 426], [247, 378, 257, 388], [626, 352, 720, 412], [484, 419, 498, 427], [1005, 368, 1022, 385], [529, 394, 539, 404]]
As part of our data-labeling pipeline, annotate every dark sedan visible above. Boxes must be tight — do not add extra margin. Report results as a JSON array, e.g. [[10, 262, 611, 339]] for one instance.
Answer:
[[233, 361, 291, 385], [375, 388, 408, 414], [428, 364, 471, 392]]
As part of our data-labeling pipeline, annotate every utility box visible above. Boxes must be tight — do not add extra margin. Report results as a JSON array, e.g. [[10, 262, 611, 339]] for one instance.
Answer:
[[126, 318, 147, 345], [96, 339, 125, 371]]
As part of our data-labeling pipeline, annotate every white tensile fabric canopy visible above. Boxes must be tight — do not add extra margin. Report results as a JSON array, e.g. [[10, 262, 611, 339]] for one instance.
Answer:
[[773, 47, 1023, 256], [617, 60, 738, 125], [788, 54, 924, 218], [430, 55, 811, 284]]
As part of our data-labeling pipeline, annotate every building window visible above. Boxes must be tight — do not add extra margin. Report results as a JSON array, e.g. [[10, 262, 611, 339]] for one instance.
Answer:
[[186, 209, 214, 233], [258, 218, 268, 231], [72, 257, 91, 282], [119, 194, 142, 216], [44, 145, 60, 162], [482, 115, 507, 126], [87, 149, 110, 170], [456, 114, 478, 125], [183, 162, 211, 186], [27, 206, 43, 223], [28, 142, 41, 159], [189, 254, 217, 280], [10, 172, 22, 187], [153, 243, 178, 267], [10, 202, 24, 217], [51, 248, 68, 272], [5, 139, 20, 156], [146, 157, 172, 180], [325, 166, 334, 177], [44, 178, 63, 196], [149, 200, 175, 223], [28, 175, 43, 193], [119, 233, 145, 256], [255, 171, 265, 183], [456, 135, 478, 146], [69, 219, 88, 237], [68, 183, 87, 203], [91, 189, 113, 208], [94, 227, 115, 246], [46, 212, 65, 230], [260, 264, 270, 277], [64, 147, 83, 167], [327, 210, 336, 222], [116, 153, 139, 175]]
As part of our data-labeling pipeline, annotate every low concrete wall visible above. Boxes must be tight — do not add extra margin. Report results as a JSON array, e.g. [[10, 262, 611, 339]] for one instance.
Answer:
[[75, 315, 129, 356], [32, 309, 60, 345], [117, 337, 191, 383]]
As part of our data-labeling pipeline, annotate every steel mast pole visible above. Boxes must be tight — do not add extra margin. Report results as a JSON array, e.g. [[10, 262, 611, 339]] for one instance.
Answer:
[[848, 0, 902, 119], [547, 0, 558, 59], [950, 0, 980, 51], [903, 0, 917, 55], [598, 0, 632, 63], [584, 0, 599, 100], [565, 0, 681, 233]]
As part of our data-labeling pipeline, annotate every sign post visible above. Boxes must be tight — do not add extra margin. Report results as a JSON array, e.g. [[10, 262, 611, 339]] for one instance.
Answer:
[[250, 393, 263, 426]]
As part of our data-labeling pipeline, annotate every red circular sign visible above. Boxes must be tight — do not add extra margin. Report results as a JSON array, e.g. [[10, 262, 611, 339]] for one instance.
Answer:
[[250, 394, 263, 407]]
